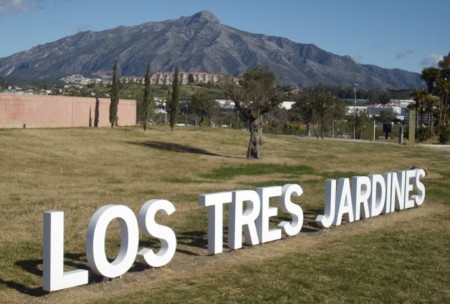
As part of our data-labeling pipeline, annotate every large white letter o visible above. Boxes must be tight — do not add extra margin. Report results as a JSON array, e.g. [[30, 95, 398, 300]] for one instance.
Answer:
[[86, 205, 139, 278]]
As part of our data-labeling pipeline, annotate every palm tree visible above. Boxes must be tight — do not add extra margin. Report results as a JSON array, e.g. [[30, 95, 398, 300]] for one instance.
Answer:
[[438, 52, 450, 69], [421, 67, 441, 94], [410, 88, 426, 127], [436, 75, 450, 125], [422, 94, 440, 131]]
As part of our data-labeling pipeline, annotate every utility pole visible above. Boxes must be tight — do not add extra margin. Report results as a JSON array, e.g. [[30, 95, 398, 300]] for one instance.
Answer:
[[353, 83, 358, 140]]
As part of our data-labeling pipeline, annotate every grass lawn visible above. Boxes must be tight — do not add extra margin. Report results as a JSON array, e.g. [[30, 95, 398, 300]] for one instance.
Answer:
[[0, 126, 449, 303]]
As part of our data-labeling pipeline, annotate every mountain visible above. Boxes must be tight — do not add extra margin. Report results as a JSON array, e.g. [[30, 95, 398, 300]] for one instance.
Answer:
[[0, 11, 422, 89]]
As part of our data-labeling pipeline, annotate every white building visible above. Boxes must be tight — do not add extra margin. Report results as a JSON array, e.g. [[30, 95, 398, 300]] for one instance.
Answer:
[[346, 106, 368, 115], [280, 101, 296, 110], [215, 99, 235, 109], [367, 99, 414, 122]]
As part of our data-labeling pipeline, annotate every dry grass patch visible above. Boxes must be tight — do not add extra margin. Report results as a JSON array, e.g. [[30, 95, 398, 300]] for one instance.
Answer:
[[0, 126, 449, 303]]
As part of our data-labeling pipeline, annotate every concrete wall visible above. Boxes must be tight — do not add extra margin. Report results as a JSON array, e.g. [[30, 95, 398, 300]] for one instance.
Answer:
[[0, 94, 136, 128]]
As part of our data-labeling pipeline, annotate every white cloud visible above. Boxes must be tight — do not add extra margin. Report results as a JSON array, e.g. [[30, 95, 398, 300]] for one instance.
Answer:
[[0, 0, 25, 12], [0, 0, 46, 13], [396, 50, 415, 60], [421, 53, 444, 67]]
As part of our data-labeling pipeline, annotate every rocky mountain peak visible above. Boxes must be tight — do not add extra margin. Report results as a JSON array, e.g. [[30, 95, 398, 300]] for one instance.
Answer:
[[188, 10, 220, 24], [0, 11, 422, 89]]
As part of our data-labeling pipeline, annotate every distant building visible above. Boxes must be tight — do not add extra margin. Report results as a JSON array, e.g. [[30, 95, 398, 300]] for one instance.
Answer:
[[346, 106, 368, 116], [280, 101, 296, 110], [215, 99, 235, 109], [367, 99, 414, 122], [62, 72, 235, 86], [150, 72, 231, 85], [289, 88, 302, 96]]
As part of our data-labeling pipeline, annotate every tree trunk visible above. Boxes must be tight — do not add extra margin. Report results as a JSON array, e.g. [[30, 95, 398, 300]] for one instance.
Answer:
[[429, 111, 433, 132], [312, 122, 320, 139], [307, 122, 313, 137], [247, 116, 263, 159], [445, 97, 449, 125], [89, 107, 92, 127]]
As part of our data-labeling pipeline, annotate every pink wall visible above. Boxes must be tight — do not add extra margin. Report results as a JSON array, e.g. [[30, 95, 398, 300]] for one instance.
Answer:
[[0, 94, 136, 128]]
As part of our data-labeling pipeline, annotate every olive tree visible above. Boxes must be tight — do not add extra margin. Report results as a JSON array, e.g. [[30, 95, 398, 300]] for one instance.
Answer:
[[222, 66, 282, 159], [190, 90, 218, 127], [292, 91, 344, 139]]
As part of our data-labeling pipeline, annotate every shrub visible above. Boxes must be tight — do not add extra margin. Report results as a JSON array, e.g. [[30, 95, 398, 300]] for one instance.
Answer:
[[416, 127, 432, 143], [438, 125, 449, 144], [403, 125, 409, 140]]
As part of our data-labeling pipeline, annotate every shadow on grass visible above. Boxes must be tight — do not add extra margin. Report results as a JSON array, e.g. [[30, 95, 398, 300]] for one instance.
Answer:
[[0, 277, 47, 297], [268, 208, 324, 233], [138, 230, 208, 257], [129, 141, 244, 159], [13, 208, 325, 297], [303, 209, 324, 233], [177, 230, 208, 254], [11, 253, 88, 297]]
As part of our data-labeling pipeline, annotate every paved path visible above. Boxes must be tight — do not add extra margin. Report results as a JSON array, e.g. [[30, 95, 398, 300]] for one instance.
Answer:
[[294, 135, 450, 152], [419, 144, 450, 152]]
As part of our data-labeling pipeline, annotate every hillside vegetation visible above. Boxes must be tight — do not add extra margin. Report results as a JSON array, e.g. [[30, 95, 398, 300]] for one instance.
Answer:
[[0, 127, 448, 303]]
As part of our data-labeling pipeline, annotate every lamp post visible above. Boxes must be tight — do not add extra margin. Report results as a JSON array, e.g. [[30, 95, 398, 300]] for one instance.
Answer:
[[353, 83, 358, 140]]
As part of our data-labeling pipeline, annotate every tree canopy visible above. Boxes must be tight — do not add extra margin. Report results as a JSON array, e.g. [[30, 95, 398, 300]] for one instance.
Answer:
[[292, 90, 345, 139], [190, 90, 218, 127]]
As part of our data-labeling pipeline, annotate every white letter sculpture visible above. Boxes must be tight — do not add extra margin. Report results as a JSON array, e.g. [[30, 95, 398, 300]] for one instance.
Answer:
[[137, 199, 177, 267], [43, 211, 88, 292], [198, 191, 233, 254], [86, 205, 139, 278], [278, 184, 304, 236], [256, 186, 282, 243], [315, 179, 337, 228], [229, 190, 261, 250]]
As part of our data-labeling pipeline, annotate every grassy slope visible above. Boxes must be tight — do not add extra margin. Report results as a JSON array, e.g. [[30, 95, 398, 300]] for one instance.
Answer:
[[0, 126, 448, 303]]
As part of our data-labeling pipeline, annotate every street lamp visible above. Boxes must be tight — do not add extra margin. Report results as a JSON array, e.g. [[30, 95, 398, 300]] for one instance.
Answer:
[[353, 83, 358, 139]]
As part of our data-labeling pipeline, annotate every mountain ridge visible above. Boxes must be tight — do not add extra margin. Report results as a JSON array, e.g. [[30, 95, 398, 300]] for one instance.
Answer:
[[0, 10, 422, 89]]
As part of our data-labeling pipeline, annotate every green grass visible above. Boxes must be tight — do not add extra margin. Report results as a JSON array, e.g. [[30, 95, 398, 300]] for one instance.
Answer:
[[202, 163, 316, 180], [98, 223, 450, 304], [0, 126, 449, 303]]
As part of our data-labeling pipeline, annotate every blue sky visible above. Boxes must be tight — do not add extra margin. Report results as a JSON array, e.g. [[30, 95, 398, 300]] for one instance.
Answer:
[[0, 0, 448, 73]]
